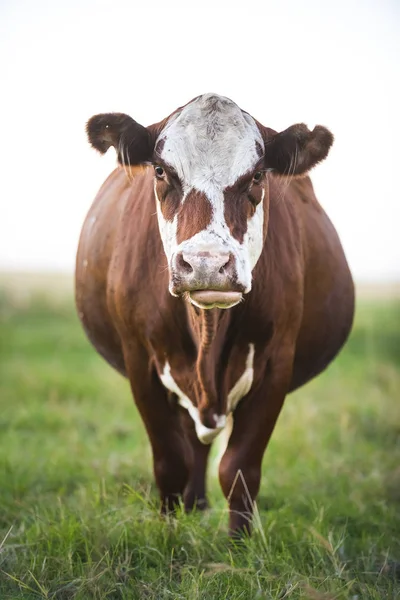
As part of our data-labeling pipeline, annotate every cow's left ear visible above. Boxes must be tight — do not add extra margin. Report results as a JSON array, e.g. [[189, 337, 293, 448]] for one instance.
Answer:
[[86, 113, 156, 165], [263, 123, 334, 176]]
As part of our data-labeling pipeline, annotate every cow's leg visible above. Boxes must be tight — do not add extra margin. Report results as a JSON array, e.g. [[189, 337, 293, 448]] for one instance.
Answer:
[[219, 361, 292, 536], [179, 409, 212, 511], [124, 346, 189, 513]]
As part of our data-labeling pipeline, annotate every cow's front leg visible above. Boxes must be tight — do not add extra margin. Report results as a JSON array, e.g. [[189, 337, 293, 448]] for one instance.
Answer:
[[179, 409, 212, 511], [124, 346, 189, 513], [219, 360, 292, 536]]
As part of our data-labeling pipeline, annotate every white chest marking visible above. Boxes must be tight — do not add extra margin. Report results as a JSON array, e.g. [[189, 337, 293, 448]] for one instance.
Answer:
[[159, 362, 226, 445], [159, 343, 255, 445], [227, 343, 255, 412], [213, 343, 255, 472]]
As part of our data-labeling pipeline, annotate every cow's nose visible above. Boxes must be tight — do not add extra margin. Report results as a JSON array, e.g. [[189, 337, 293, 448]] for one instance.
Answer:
[[176, 251, 233, 277], [170, 249, 243, 302]]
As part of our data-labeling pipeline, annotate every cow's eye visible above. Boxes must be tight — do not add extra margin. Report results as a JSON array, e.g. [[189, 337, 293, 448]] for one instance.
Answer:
[[253, 171, 263, 183], [154, 166, 165, 178]]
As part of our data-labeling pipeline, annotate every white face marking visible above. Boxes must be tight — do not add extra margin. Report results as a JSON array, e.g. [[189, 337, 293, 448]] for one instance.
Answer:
[[154, 94, 265, 293], [161, 95, 263, 193], [154, 179, 178, 262], [159, 361, 226, 444], [245, 190, 265, 269]]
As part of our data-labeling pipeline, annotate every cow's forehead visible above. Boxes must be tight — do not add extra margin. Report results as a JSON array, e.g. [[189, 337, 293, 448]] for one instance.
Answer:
[[157, 94, 264, 196]]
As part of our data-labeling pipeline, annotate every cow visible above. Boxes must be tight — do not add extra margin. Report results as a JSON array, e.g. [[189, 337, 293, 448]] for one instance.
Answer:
[[75, 93, 354, 536]]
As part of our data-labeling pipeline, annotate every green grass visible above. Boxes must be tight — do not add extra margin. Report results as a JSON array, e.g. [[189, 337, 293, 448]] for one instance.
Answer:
[[0, 280, 399, 599]]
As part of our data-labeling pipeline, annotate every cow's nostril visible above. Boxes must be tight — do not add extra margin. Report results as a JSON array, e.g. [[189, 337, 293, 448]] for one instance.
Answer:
[[219, 253, 234, 275], [176, 252, 193, 274]]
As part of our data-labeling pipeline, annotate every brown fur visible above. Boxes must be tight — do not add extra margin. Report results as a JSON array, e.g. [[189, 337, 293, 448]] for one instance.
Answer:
[[177, 190, 213, 244], [156, 176, 182, 222], [224, 172, 265, 242]]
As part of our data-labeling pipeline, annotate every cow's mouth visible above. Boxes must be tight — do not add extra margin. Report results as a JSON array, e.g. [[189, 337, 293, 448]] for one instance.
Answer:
[[188, 290, 242, 309]]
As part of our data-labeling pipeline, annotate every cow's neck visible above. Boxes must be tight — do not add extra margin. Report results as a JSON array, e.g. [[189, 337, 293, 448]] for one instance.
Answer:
[[186, 305, 231, 428]]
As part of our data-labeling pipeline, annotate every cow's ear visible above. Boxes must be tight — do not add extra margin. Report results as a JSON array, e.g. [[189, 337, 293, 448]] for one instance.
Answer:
[[263, 123, 333, 176], [86, 113, 155, 165]]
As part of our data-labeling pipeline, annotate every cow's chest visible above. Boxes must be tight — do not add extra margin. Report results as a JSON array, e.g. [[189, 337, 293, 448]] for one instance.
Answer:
[[158, 343, 255, 444]]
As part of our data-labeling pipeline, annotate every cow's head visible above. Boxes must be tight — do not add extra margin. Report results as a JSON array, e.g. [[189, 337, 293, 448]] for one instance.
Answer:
[[87, 94, 333, 309]]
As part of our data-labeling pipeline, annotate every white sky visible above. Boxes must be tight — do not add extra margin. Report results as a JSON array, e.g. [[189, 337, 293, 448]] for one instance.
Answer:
[[1, 0, 399, 281]]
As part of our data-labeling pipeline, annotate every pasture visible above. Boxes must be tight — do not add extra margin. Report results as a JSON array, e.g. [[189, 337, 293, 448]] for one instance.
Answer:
[[0, 275, 399, 599]]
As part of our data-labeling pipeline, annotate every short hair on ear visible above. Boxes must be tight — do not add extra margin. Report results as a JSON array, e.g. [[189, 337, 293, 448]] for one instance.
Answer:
[[86, 113, 154, 165], [263, 123, 334, 176]]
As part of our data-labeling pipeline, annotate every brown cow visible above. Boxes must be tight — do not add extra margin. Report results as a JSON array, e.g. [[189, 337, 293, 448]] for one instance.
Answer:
[[76, 93, 354, 536]]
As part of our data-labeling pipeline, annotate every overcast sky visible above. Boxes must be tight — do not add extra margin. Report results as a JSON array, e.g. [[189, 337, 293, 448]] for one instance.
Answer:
[[1, 0, 399, 281]]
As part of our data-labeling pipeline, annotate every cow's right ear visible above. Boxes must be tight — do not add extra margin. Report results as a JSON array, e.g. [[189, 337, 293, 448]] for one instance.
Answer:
[[86, 113, 155, 165]]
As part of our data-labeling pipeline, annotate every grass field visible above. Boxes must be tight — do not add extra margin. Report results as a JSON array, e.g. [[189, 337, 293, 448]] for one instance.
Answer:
[[0, 276, 399, 599]]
